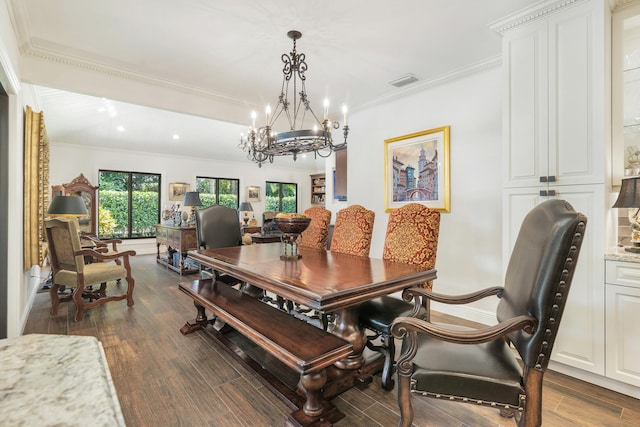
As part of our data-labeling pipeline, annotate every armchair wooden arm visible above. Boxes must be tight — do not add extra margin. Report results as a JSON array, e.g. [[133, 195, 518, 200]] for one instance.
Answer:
[[402, 285, 504, 305], [391, 314, 537, 345]]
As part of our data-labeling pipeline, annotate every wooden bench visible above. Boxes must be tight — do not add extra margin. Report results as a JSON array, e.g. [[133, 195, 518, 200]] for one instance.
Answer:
[[179, 279, 353, 426]]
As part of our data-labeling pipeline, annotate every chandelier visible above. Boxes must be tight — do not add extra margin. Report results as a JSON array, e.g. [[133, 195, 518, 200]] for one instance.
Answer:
[[239, 30, 348, 167]]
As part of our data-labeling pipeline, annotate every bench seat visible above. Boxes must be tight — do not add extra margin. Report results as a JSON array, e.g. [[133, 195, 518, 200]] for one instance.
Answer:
[[179, 279, 353, 425]]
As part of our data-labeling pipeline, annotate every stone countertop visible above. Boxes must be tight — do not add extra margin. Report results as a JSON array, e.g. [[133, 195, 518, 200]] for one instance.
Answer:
[[605, 247, 640, 263], [0, 333, 125, 426]]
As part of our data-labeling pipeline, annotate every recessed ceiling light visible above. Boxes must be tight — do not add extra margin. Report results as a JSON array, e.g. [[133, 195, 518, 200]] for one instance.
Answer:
[[172, 134, 180, 140], [116, 125, 125, 132]]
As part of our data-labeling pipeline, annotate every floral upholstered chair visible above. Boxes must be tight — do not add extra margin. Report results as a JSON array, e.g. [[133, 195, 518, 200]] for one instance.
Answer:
[[357, 203, 440, 390], [299, 206, 332, 250], [45, 217, 136, 322], [330, 205, 375, 257]]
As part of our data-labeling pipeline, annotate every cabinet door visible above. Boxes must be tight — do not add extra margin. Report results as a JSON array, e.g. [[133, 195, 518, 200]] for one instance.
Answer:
[[502, 2, 604, 188], [547, 3, 604, 185], [606, 281, 640, 387], [503, 185, 605, 375], [502, 21, 548, 188]]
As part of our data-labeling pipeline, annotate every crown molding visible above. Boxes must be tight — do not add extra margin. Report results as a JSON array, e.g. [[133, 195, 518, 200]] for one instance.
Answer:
[[23, 44, 249, 107], [611, 0, 640, 12], [489, 0, 586, 35]]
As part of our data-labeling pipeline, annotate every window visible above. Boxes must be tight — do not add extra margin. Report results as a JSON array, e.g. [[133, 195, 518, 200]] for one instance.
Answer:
[[98, 170, 160, 239], [265, 181, 297, 212], [196, 176, 239, 209]]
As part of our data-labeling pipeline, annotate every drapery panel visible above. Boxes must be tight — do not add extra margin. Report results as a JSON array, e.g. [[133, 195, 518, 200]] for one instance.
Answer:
[[23, 105, 49, 270]]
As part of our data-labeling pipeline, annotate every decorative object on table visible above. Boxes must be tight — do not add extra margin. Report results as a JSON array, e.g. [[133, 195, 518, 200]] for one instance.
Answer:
[[274, 213, 311, 260], [384, 126, 450, 212], [239, 202, 253, 226], [238, 30, 348, 167], [246, 186, 261, 202], [169, 182, 189, 201], [613, 176, 640, 252], [173, 203, 182, 226], [47, 195, 89, 217], [248, 217, 258, 226], [182, 191, 203, 226]]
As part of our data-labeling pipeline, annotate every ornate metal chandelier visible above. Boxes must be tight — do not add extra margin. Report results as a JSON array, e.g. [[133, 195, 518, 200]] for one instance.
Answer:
[[239, 30, 348, 167]]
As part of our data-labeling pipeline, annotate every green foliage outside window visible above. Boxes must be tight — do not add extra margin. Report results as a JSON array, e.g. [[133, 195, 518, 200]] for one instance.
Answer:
[[196, 176, 239, 209], [265, 181, 297, 213], [99, 190, 159, 238]]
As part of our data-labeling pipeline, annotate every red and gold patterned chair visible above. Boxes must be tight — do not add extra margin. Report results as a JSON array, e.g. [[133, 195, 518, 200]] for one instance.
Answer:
[[357, 203, 440, 390], [330, 205, 375, 257], [299, 206, 332, 250]]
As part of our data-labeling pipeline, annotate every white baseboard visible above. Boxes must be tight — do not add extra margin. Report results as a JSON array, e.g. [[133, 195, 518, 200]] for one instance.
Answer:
[[431, 301, 495, 325], [549, 360, 640, 399]]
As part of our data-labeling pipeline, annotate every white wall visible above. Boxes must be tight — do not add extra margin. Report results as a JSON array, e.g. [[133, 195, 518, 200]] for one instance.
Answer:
[[1, 0, 31, 338], [50, 142, 320, 254], [346, 68, 504, 323]]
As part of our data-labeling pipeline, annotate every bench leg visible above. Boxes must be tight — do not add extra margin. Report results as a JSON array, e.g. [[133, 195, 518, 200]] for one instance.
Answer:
[[180, 301, 214, 335], [287, 368, 344, 426]]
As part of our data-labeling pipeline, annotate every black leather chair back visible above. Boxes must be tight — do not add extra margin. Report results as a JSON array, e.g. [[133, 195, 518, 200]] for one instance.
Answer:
[[195, 205, 242, 250], [497, 199, 587, 370]]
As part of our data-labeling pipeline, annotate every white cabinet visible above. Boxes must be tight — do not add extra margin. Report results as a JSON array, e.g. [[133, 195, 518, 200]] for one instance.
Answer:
[[497, 0, 607, 376], [500, 1, 604, 189], [605, 260, 640, 387], [503, 185, 605, 375]]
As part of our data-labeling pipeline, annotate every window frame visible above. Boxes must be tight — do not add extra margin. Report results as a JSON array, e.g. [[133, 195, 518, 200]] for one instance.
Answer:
[[265, 181, 298, 213], [195, 176, 240, 209], [98, 169, 161, 239]]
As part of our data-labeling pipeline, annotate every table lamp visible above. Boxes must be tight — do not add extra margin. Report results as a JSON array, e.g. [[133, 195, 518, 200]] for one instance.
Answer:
[[613, 176, 640, 252], [47, 195, 88, 216], [182, 192, 203, 226], [239, 202, 253, 226]]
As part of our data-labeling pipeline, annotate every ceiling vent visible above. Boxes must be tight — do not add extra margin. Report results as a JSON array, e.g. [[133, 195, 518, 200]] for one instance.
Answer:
[[388, 73, 418, 88]]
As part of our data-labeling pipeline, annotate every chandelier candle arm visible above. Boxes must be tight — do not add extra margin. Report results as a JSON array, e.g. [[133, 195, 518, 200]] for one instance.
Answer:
[[238, 30, 349, 167]]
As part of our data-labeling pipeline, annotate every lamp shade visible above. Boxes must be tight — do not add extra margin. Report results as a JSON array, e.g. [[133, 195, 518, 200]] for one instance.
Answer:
[[182, 191, 203, 207], [239, 202, 253, 212], [47, 195, 88, 216], [613, 177, 640, 208]]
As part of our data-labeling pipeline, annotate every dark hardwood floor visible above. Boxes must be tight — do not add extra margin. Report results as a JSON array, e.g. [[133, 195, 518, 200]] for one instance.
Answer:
[[24, 254, 640, 426]]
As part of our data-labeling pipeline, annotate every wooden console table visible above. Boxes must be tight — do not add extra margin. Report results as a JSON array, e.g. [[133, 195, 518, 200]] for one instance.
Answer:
[[155, 224, 198, 274]]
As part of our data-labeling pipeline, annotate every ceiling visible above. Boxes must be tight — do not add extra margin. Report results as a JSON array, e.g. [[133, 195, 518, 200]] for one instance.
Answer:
[[10, 0, 539, 168]]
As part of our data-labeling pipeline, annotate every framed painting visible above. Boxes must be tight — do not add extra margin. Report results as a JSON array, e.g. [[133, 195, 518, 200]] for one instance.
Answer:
[[169, 182, 189, 201], [384, 126, 450, 212], [247, 186, 260, 202]]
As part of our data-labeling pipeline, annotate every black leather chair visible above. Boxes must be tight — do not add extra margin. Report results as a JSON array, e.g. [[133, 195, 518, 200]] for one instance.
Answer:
[[390, 199, 587, 427], [195, 205, 248, 288]]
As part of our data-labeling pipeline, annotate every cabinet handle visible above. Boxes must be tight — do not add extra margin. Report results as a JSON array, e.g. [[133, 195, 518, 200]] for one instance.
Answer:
[[539, 176, 548, 183], [548, 189, 556, 196], [540, 190, 548, 196], [548, 176, 556, 182]]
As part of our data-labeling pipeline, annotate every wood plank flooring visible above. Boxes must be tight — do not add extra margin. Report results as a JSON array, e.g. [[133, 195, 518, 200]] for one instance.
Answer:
[[23, 255, 640, 426]]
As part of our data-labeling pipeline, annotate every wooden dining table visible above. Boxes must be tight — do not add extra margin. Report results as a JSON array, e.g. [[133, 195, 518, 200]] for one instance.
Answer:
[[186, 243, 436, 374]]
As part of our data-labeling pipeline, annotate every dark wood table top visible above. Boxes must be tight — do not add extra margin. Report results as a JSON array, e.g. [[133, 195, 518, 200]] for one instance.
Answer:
[[188, 243, 436, 312]]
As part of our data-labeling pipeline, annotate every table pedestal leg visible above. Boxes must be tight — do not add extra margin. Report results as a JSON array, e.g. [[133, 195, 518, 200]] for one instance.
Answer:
[[331, 306, 366, 370]]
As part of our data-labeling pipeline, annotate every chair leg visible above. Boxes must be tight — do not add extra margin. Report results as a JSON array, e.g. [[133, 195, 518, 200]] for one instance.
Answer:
[[49, 283, 60, 315], [126, 276, 135, 307], [381, 334, 396, 391], [397, 373, 414, 427], [73, 284, 85, 322], [520, 367, 543, 427]]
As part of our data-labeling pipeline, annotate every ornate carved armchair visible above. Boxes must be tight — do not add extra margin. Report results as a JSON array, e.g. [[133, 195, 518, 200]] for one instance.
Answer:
[[391, 200, 587, 427], [45, 217, 136, 321]]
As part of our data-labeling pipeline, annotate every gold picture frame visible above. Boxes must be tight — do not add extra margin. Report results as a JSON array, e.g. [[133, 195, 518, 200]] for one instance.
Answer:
[[169, 182, 189, 201], [384, 126, 450, 212]]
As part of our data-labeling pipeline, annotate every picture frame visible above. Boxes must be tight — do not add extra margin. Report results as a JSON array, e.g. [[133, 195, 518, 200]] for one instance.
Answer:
[[384, 126, 450, 212], [246, 186, 261, 202], [169, 182, 189, 201]]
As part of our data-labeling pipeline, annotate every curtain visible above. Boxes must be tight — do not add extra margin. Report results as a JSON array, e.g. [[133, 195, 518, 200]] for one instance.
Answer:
[[23, 106, 49, 270]]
